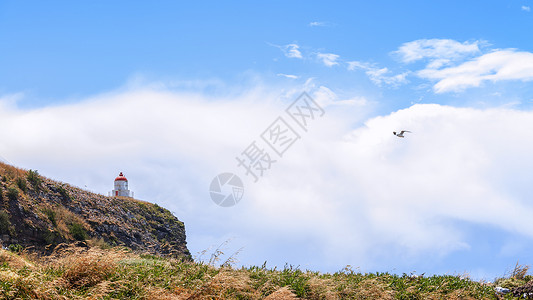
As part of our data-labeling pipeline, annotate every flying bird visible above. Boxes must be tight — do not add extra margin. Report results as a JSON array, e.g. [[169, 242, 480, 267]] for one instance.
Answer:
[[393, 130, 411, 138]]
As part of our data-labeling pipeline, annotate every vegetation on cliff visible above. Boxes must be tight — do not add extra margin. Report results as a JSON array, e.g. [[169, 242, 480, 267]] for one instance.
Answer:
[[0, 162, 189, 258]]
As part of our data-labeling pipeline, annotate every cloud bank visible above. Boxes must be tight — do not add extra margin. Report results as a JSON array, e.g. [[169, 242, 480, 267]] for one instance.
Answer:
[[1, 86, 532, 277]]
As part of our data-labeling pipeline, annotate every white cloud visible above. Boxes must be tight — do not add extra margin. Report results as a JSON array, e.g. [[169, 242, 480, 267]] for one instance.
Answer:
[[283, 43, 303, 59], [276, 73, 299, 79], [317, 53, 339, 67], [309, 21, 324, 27], [338, 104, 533, 255], [309, 21, 330, 27], [312, 86, 368, 107], [2, 86, 533, 276], [418, 49, 533, 93], [395, 39, 481, 65], [366, 67, 409, 87], [392, 39, 533, 93], [348, 61, 409, 87], [347, 61, 367, 71], [269, 43, 303, 59], [245, 103, 533, 270], [522, 5, 531, 11]]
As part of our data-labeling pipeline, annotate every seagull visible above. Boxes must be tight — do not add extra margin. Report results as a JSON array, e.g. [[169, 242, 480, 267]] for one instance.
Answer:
[[393, 130, 411, 138]]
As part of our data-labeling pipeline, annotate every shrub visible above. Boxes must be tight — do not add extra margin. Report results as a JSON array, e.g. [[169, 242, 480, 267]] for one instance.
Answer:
[[26, 169, 41, 189], [7, 244, 23, 253], [6, 187, 18, 201], [57, 186, 71, 201], [0, 210, 10, 234], [15, 178, 27, 193], [43, 208, 57, 226], [43, 230, 60, 245], [68, 223, 88, 241], [88, 237, 112, 250]]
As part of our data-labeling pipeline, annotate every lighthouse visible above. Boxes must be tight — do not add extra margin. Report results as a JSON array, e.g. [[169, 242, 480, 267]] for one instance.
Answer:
[[110, 172, 133, 198]]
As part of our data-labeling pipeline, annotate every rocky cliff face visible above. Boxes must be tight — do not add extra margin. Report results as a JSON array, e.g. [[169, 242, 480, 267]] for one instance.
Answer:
[[0, 162, 190, 258]]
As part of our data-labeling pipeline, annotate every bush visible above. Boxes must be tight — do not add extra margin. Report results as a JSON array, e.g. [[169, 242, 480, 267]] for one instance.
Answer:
[[57, 186, 71, 201], [43, 208, 57, 226], [8, 244, 23, 253], [88, 237, 112, 250], [15, 178, 27, 193], [6, 187, 18, 201], [26, 169, 41, 189], [68, 223, 88, 241], [0, 210, 10, 234], [43, 230, 60, 245]]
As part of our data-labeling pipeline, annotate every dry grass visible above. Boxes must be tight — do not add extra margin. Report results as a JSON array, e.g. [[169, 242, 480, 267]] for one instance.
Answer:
[[0, 242, 525, 299], [264, 287, 300, 300], [0, 162, 26, 181], [53, 206, 91, 240], [55, 249, 121, 288], [511, 261, 530, 280], [0, 249, 34, 269]]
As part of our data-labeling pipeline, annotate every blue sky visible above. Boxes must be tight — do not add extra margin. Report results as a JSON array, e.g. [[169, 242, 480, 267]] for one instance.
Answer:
[[3, 1, 533, 106], [2, 0, 533, 280]]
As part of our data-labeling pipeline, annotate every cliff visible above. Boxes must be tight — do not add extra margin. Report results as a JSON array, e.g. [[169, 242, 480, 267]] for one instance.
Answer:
[[0, 162, 190, 258]]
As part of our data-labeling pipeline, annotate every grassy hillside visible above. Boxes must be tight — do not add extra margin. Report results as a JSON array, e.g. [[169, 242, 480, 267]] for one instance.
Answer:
[[0, 162, 189, 258], [0, 242, 529, 299]]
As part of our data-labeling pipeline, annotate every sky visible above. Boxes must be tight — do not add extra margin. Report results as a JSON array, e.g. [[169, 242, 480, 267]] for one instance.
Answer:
[[1, 0, 533, 280]]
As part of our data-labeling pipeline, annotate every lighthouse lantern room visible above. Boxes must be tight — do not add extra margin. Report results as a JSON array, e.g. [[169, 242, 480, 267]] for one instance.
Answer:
[[109, 172, 133, 198]]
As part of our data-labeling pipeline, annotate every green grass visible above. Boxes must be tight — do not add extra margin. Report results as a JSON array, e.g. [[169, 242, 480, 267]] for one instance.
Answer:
[[0, 245, 526, 299]]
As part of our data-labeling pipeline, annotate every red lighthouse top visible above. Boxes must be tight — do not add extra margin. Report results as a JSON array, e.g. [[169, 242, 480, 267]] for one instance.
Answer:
[[115, 172, 128, 181]]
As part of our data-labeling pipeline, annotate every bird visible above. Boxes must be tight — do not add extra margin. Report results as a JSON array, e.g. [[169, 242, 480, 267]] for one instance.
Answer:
[[393, 130, 411, 138]]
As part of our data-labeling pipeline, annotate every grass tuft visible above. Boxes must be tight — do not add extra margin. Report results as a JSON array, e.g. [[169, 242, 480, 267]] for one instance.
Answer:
[[60, 250, 118, 288]]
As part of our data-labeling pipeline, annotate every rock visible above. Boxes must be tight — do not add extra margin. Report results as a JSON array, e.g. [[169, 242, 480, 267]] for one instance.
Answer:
[[495, 286, 510, 294]]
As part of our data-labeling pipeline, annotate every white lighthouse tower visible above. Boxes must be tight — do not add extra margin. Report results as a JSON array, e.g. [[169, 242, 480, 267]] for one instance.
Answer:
[[110, 172, 133, 198]]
